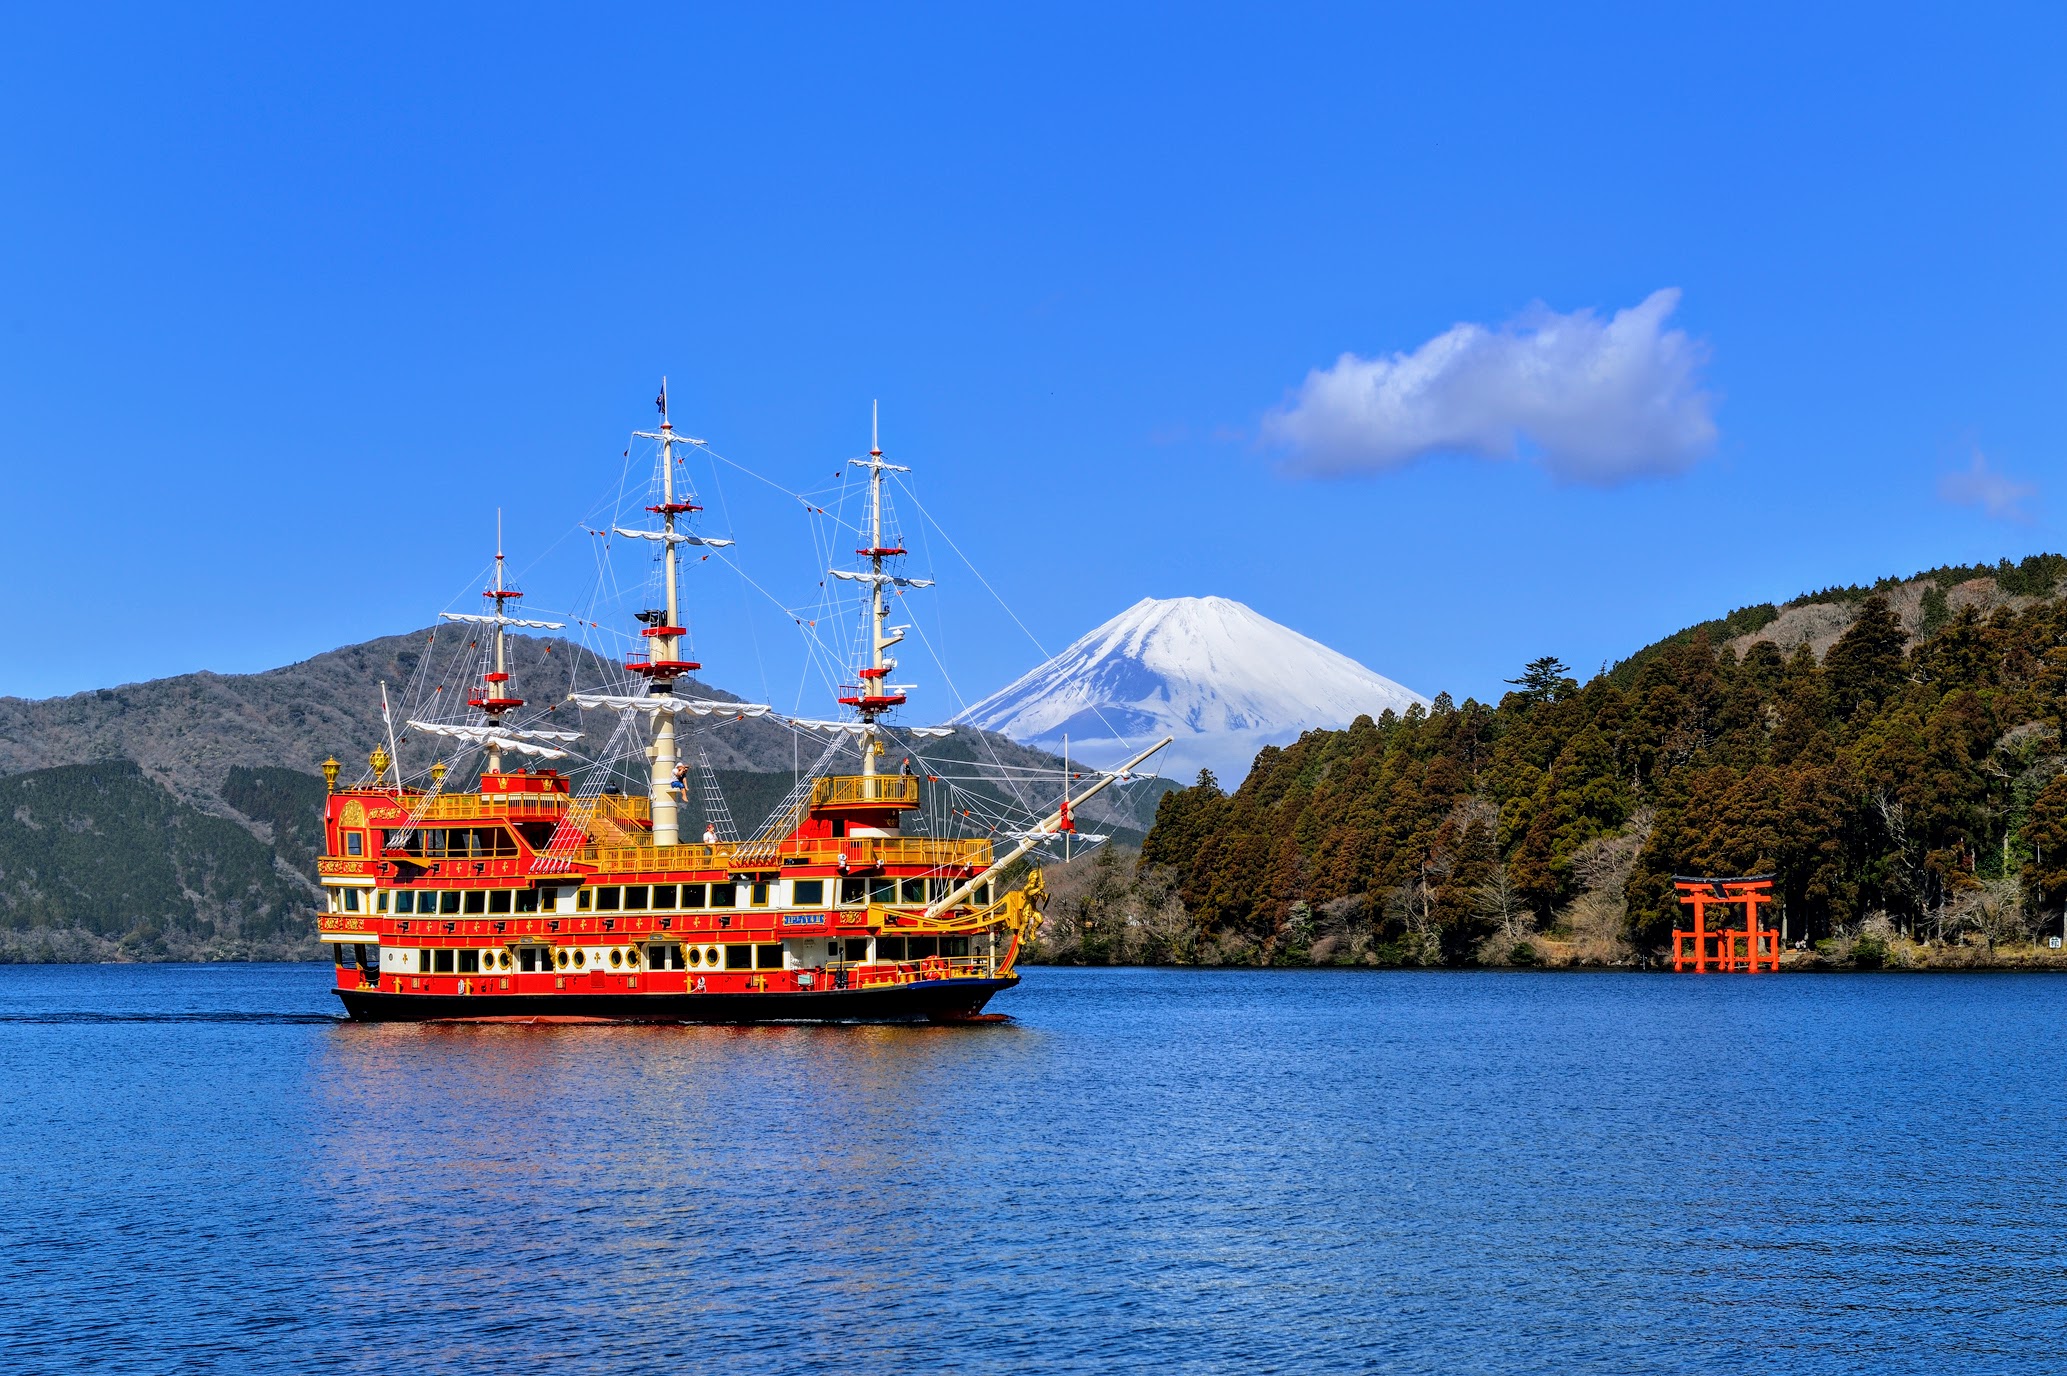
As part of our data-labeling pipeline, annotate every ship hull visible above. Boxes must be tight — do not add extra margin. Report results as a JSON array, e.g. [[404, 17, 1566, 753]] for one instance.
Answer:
[[334, 975, 1016, 1024]]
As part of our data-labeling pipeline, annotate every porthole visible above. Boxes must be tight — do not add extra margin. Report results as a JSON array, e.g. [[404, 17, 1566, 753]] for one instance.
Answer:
[[703, 945, 721, 968], [556, 950, 569, 969], [482, 950, 498, 969], [625, 948, 641, 969], [688, 947, 703, 968], [609, 950, 623, 969], [573, 950, 586, 968], [498, 951, 511, 970]]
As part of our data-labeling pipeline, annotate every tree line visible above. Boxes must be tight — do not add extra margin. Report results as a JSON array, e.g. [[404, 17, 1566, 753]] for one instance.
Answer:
[[1117, 572, 2067, 967]]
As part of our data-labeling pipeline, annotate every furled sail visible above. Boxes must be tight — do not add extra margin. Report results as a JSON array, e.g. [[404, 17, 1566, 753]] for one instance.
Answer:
[[788, 719, 953, 737], [406, 720, 584, 744], [567, 693, 772, 717], [613, 528, 735, 548], [439, 610, 567, 629], [827, 569, 934, 588]]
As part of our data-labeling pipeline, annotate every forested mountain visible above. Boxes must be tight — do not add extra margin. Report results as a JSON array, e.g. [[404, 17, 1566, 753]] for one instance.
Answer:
[[1085, 555, 2067, 969]]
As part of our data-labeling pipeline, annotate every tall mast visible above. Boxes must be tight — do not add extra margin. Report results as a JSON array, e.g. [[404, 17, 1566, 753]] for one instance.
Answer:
[[835, 402, 930, 779], [469, 509, 527, 775], [619, 378, 733, 846]]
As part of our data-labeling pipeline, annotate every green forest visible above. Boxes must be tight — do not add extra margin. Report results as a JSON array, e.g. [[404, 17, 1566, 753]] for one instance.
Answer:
[[1045, 556, 2067, 969]]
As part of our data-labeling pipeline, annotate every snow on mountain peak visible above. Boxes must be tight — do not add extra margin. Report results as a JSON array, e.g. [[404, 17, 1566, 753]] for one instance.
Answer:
[[954, 596, 1428, 785]]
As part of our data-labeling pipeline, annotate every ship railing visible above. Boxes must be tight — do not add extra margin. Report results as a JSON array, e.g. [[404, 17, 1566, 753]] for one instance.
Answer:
[[407, 793, 650, 824], [809, 774, 921, 808], [574, 835, 994, 874]]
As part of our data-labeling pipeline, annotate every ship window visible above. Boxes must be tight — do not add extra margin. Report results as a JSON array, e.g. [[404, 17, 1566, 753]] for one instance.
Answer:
[[488, 890, 513, 915], [463, 891, 486, 915], [514, 889, 538, 914], [749, 883, 769, 907], [432, 949, 456, 974], [344, 888, 361, 912], [609, 949, 623, 969], [900, 878, 926, 904], [724, 945, 751, 970], [625, 947, 640, 968], [458, 950, 480, 973], [755, 943, 783, 969], [678, 883, 706, 908], [517, 947, 539, 972], [650, 884, 676, 910], [842, 938, 870, 962], [596, 887, 621, 912], [839, 877, 868, 905], [877, 936, 907, 961], [792, 879, 825, 906], [555, 949, 570, 969], [333, 944, 354, 967], [686, 947, 702, 968], [868, 878, 896, 904], [907, 936, 938, 959], [942, 936, 969, 958], [929, 878, 954, 900], [709, 882, 737, 908], [973, 882, 992, 905], [622, 886, 648, 911], [394, 891, 413, 914], [440, 891, 461, 916], [577, 889, 593, 912], [361, 944, 379, 969], [375, 891, 389, 913], [572, 949, 586, 968], [345, 831, 364, 857], [649, 943, 684, 970]]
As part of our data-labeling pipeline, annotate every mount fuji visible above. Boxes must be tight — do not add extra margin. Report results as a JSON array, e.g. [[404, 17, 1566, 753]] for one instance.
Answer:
[[955, 596, 1428, 786]]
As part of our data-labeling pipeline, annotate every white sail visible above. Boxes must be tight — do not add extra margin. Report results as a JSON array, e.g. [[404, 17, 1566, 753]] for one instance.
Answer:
[[568, 693, 772, 717], [828, 569, 933, 588], [614, 527, 735, 548], [439, 611, 567, 630], [406, 720, 584, 744], [789, 718, 952, 738]]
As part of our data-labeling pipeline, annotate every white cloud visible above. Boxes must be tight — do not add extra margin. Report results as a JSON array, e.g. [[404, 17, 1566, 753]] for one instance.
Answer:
[[1264, 288, 1718, 485], [1939, 451, 2036, 523]]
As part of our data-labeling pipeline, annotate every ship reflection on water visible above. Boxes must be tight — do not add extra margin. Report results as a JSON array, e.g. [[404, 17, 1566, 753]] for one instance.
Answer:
[[307, 1018, 1042, 1364]]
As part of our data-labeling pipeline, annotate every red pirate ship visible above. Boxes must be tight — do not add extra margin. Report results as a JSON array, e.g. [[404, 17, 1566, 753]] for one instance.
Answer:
[[315, 390, 1165, 1021]]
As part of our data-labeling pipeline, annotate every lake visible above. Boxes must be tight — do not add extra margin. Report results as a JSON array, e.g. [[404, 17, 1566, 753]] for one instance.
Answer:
[[3, 963, 2064, 1374]]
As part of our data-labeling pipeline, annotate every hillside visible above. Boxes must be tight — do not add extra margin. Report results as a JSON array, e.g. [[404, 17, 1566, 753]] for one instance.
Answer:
[[1072, 554, 2067, 969], [0, 629, 1166, 960]]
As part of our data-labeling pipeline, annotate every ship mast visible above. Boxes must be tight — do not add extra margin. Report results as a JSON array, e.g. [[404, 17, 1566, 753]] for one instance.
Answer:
[[618, 378, 732, 846], [469, 510, 526, 775], [836, 402, 930, 778]]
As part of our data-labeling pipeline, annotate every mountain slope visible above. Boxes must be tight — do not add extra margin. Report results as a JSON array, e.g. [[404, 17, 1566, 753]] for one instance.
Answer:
[[957, 596, 1428, 783]]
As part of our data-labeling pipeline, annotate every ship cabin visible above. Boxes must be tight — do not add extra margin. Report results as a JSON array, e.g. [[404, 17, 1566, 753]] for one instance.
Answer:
[[315, 756, 1011, 1002]]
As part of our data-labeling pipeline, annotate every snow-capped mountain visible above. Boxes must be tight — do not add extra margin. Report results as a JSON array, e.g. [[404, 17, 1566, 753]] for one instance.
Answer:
[[955, 596, 1428, 786]]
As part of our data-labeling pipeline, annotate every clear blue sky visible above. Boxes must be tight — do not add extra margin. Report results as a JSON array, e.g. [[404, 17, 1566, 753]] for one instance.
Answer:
[[2, 5, 2061, 712]]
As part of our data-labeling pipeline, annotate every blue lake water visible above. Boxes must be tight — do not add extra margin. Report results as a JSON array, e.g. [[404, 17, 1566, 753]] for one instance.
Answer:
[[4, 963, 2066, 1374]]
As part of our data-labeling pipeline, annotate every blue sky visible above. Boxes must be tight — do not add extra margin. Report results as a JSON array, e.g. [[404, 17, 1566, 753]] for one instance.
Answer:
[[1, 4, 2061, 713]]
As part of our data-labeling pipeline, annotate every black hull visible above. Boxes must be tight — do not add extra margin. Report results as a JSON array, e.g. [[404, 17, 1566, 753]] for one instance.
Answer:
[[334, 976, 1016, 1024]]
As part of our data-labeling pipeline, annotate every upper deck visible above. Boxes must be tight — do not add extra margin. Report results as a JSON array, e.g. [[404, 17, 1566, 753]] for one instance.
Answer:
[[321, 768, 992, 885]]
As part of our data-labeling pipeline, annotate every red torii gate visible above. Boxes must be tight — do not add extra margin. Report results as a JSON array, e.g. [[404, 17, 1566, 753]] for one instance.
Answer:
[[1672, 875, 1780, 972]]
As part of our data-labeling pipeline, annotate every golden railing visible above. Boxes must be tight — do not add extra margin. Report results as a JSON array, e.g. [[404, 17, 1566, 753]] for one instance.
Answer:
[[810, 774, 921, 808], [578, 834, 992, 875], [403, 792, 650, 825]]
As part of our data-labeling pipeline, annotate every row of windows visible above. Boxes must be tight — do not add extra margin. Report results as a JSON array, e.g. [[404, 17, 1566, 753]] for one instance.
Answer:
[[330, 877, 994, 916], [357, 936, 976, 974], [577, 877, 991, 913]]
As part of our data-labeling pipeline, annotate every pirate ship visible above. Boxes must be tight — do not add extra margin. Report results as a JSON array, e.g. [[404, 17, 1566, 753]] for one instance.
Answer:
[[315, 389, 1165, 1021]]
